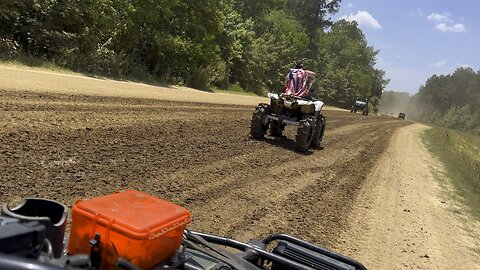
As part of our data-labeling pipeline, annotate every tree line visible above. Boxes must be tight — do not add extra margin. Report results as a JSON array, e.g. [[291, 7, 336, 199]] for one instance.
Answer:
[[379, 67, 480, 134], [0, 0, 387, 108]]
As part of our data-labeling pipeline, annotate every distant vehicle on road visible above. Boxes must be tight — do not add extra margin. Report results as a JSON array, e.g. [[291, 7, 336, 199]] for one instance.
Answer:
[[398, 112, 406, 120], [350, 98, 369, 116]]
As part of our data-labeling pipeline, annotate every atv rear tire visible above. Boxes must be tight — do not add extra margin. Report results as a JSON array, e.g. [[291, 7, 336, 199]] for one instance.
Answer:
[[250, 104, 270, 139], [270, 121, 285, 137], [295, 116, 314, 152], [311, 115, 326, 148]]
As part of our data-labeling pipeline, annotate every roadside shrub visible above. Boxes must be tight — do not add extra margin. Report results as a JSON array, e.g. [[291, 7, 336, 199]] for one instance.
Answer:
[[0, 38, 19, 58], [189, 68, 210, 90]]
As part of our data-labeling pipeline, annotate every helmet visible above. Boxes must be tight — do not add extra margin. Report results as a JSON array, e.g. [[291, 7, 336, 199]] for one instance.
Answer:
[[294, 60, 304, 69]]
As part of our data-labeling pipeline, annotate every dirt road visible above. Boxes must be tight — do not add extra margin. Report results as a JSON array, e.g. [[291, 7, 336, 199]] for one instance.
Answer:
[[334, 124, 480, 269], [0, 66, 478, 269]]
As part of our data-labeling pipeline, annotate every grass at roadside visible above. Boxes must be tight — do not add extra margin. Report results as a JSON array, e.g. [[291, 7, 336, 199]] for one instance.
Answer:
[[422, 127, 480, 219]]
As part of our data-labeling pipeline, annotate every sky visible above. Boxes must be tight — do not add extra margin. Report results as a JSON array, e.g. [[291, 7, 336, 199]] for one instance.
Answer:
[[331, 0, 480, 94]]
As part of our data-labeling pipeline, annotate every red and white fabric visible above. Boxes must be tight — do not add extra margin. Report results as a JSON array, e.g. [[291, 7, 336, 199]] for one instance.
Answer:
[[285, 68, 309, 97]]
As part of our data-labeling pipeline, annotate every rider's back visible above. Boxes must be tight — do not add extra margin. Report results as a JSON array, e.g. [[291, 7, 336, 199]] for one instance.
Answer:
[[285, 68, 309, 97]]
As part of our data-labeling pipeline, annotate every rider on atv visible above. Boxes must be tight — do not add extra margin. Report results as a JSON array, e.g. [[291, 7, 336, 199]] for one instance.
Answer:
[[284, 61, 316, 97], [250, 60, 325, 152]]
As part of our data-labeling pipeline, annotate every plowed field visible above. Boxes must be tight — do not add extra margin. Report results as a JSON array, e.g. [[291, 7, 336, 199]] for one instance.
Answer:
[[0, 88, 409, 248]]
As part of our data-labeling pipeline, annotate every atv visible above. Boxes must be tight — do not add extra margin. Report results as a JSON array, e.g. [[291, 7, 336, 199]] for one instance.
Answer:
[[350, 98, 369, 116], [250, 81, 326, 152], [0, 191, 367, 270], [398, 112, 406, 120]]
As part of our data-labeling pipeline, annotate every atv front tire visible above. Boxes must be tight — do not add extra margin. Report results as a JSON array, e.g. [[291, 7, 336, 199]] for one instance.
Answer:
[[295, 116, 314, 152], [250, 104, 270, 139]]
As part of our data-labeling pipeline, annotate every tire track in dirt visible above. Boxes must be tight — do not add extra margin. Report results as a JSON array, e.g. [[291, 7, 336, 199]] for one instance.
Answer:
[[185, 121, 406, 244], [162, 121, 387, 208]]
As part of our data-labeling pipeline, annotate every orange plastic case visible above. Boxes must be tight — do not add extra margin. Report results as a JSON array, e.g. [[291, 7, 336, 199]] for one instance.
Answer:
[[67, 190, 191, 270]]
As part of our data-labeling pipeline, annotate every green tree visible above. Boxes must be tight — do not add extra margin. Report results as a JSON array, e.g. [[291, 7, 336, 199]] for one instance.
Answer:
[[409, 67, 480, 134], [0, 0, 391, 104], [315, 20, 386, 108], [287, 0, 341, 54]]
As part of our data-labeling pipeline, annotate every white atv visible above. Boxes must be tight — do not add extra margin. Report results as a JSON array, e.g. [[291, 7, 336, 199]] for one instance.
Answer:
[[350, 98, 369, 116], [250, 85, 326, 152]]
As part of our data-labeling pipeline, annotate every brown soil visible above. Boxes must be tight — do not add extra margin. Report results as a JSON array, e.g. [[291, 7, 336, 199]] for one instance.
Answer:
[[0, 88, 406, 248], [334, 124, 480, 269], [1, 65, 478, 269]]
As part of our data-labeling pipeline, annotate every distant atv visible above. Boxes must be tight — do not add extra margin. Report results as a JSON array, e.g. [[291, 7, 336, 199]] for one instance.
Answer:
[[350, 98, 369, 116], [398, 112, 406, 120], [250, 90, 326, 152]]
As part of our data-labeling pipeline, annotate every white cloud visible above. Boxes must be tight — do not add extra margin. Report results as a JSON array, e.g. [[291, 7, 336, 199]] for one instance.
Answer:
[[435, 23, 466, 32], [429, 60, 447, 68], [340, 11, 382, 29], [427, 12, 452, 23], [427, 12, 466, 33]]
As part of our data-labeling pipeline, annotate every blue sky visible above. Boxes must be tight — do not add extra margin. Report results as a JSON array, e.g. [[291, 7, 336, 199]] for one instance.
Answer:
[[332, 1, 480, 94]]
